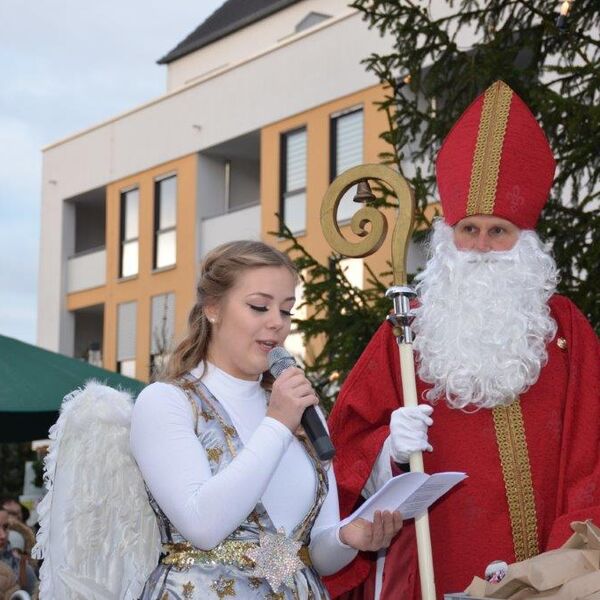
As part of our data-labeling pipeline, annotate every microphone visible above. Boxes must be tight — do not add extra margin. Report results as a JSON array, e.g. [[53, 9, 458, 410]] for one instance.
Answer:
[[267, 347, 336, 461]]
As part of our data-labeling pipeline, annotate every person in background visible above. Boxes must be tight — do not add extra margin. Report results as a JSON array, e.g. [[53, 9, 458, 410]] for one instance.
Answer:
[[0, 509, 36, 598], [0, 500, 22, 525]]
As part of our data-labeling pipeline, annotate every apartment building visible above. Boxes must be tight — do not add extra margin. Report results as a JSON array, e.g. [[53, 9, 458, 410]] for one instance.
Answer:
[[38, 0, 425, 381]]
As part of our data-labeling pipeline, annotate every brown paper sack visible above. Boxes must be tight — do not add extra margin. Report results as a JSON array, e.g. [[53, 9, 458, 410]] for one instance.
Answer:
[[465, 521, 600, 599]]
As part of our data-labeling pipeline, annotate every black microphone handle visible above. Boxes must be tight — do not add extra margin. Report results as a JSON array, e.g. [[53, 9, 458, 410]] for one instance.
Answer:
[[267, 347, 335, 461], [300, 405, 336, 461]]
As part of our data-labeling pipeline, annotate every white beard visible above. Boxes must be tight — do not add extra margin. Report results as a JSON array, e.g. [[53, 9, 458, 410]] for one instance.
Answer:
[[413, 220, 558, 410]]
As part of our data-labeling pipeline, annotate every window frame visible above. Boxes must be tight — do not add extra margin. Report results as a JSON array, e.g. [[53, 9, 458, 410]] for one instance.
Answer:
[[279, 126, 308, 235], [329, 105, 364, 182], [153, 174, 177, 270], [119, 187, 139, 278]]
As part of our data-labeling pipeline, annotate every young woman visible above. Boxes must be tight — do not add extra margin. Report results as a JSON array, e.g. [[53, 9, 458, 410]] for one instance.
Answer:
[[130, 240, 402, 599]]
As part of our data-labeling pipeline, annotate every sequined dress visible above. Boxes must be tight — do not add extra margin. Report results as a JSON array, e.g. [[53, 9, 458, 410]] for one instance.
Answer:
[[138, 379, 331, 600]]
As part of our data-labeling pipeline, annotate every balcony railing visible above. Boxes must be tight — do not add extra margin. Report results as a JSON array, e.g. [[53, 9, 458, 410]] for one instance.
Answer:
[[67, 247, 106, 293], [200, 205, 261, 256]]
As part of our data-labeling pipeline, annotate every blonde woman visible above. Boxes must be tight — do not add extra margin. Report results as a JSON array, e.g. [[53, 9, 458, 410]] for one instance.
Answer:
[[130, 241, 402, 599]]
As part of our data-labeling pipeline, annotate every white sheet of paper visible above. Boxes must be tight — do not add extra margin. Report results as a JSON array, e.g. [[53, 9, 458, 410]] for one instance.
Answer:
[[340, 471, 467, 526]]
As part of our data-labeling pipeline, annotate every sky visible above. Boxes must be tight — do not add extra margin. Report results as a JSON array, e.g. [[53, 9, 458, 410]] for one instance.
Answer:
[[0, 0, 224, 344]]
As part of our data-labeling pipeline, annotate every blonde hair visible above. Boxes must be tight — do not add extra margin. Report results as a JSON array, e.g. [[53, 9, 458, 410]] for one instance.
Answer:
[[163, 240, 297, 383]]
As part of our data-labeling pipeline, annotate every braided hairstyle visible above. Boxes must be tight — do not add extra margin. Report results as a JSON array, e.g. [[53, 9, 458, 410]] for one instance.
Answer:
[[163, 240, 297, 387]]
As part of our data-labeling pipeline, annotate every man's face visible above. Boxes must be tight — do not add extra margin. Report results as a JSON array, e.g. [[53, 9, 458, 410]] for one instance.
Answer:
[[0, 510, 8, 550], [1, 500, 22, 523], [453, 215, 521, 252]]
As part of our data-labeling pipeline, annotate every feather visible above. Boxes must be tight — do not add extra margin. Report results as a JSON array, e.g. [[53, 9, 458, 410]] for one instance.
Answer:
[[33, 381, 160, 599]]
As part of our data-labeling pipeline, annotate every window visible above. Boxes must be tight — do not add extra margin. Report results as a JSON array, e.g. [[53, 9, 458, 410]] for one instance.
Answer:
[[295, 12, 331, 33], [330, 108, 364, 222], [150, 292, 175, 377], [117, 301, 137, 377], [280, 127, 307, 234], [154, 175, 177, 269], [120, 188, 139, 277]]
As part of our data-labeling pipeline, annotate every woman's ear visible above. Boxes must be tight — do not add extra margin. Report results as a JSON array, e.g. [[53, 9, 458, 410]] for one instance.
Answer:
[[204, 304, 219, 325]]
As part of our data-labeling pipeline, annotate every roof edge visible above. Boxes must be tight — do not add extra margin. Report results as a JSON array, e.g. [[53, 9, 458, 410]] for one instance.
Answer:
[[43, 9, 358, 153], [157, 0, 303, 65]]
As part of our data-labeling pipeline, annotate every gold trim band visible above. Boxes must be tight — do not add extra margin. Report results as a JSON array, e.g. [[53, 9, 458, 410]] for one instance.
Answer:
[[467, 81, 513, 216], [492, 400, 540, 561], [162, 541, 312, 571]]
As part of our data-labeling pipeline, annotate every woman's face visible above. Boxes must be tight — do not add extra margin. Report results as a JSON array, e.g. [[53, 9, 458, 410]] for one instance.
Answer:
[[206, 266, 297, 381]]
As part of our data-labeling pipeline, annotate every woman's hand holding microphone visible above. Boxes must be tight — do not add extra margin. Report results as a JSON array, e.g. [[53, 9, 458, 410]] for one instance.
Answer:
[[266, 367, 318, 432]]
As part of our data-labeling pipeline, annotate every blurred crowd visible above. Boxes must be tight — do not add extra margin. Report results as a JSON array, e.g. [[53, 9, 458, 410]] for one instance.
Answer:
[[0, 497, 38, 600]]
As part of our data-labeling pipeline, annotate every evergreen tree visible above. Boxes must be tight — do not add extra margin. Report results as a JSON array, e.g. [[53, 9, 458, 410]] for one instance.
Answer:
[[351, 0, 599, 327], [280, 224, 392, 411], [279, 1, 598, 407]]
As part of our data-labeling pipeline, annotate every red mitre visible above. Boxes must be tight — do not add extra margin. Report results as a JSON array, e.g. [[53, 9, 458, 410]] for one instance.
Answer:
[[436, 81, 556, 229]]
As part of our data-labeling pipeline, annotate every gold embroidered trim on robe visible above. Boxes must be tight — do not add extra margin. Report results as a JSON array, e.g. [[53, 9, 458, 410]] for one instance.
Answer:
[[492, 399, 540, 561], [467, 81, 513, 216]]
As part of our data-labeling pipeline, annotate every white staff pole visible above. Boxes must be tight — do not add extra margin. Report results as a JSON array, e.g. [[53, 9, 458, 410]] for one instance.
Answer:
[[320, 164, 436, 600], [387, 286, 436, 600]]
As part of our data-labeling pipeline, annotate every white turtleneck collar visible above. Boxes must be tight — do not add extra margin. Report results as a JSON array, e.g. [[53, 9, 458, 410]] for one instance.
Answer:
[[189, 361, 267, 444]]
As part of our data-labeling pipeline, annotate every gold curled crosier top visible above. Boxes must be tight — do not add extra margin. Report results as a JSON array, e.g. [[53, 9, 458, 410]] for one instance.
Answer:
[[492, 399, 540, 562], [467, 81, 514, 216], [320, 164, 415, 285]]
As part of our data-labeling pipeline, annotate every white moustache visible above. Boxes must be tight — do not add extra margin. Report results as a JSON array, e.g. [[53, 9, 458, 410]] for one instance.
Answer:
[[462, 253, 515, 265]]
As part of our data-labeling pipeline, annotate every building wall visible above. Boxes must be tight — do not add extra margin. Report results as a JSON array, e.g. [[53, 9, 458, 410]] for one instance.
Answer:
[[65, 154, 198, 381], [38, 9, 393, 352]]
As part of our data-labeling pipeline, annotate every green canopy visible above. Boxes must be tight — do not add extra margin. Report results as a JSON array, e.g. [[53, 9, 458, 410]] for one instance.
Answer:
[[0, 334, 146, 442]]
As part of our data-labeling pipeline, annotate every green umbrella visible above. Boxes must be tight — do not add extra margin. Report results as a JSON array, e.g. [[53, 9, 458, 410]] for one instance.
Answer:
[[0, 334, 146, 442]]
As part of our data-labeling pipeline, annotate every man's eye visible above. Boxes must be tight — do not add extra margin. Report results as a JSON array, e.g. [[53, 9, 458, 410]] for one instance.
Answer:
[[248, 304, 268, 312]]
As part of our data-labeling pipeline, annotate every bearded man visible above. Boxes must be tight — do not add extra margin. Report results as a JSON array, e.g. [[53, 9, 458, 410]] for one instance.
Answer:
[[325, 81, 600, 600]]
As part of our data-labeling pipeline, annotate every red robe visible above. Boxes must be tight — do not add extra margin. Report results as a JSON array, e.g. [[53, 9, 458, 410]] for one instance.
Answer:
[[325, 295, 600, 599]]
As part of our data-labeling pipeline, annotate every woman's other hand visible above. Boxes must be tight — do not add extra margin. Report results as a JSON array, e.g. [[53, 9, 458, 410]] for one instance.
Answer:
[[267, 367, 318, 432], [339, 510, 403, 551]]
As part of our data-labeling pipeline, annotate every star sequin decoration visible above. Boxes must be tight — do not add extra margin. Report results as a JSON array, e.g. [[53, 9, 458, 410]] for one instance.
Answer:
[[206, 445, 224, 463], [248, 577, 262, 590], [210, 576, 236, 598], [246, 528, 304, 592], [182, 581, 195, 600]]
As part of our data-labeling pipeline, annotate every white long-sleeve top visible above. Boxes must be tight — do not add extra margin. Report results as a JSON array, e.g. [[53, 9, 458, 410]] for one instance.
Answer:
[[130, 363, 357, 576]]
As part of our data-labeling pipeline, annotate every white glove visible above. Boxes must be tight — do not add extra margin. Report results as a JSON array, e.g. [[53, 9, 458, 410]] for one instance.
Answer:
[[388, 404, 434, 464]]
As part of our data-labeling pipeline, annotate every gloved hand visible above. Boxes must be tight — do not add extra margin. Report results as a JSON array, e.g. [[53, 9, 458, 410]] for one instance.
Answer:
[[389, 404, 434, 464]]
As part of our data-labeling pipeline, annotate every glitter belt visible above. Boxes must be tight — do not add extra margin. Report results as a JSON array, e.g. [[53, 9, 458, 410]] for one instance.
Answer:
[[161, 540, 312, 571]]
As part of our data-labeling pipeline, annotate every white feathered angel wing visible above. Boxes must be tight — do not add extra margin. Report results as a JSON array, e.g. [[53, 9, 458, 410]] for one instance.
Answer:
[[33, 382, 161, 600]]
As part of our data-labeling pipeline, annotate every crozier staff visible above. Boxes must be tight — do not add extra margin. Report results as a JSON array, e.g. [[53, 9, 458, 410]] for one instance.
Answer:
[[131, 240, 403, 599]]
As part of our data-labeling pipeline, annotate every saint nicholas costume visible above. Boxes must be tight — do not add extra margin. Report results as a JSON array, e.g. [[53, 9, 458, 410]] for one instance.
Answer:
[[324, 81, 600, 599]]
